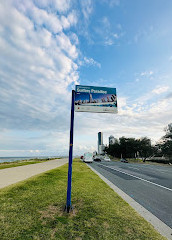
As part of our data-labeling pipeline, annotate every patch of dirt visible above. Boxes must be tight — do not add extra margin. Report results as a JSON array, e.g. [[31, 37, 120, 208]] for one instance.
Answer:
[[68, 204, 78, 218], [125, 227, 133, 235], [39, 205, 63, 221], [0, 214, 5, 221], [103, 222, 110, 229], [39, 201, 82, 222]]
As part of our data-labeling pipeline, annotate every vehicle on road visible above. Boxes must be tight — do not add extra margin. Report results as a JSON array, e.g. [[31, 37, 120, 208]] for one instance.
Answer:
[[93, 155, 101, 162], [83, 152, 93, 163], [104, 155, 111, 161], [80, 155, 84, 160], [120, 158, 128, 163]]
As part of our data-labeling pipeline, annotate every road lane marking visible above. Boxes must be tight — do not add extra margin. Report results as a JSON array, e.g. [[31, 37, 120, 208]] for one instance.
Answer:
[[127, 166, 140, 170], [125, 165, 171, 174], [98, 163, 172, 192], [133, 165, 172, 173]]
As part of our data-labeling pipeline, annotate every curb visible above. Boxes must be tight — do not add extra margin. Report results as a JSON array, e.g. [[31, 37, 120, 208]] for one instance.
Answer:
[[87, 163, 172, 240]]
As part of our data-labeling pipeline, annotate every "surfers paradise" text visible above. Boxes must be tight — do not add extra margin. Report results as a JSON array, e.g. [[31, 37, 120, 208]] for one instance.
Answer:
[[77, 88, 107, 94]]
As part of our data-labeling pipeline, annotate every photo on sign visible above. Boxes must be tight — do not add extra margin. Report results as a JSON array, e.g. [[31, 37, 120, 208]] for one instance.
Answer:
[[75, 92, 117, 113], [75, 92, 117, 106]]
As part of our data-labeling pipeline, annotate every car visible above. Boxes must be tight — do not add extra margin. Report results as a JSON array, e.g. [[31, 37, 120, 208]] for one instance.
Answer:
[[93, 155, 101, 162], [104, 156, 111, 162], [80, 155, 84, 160], [83, 152, 93, 163], [120, 158, 128, 163]]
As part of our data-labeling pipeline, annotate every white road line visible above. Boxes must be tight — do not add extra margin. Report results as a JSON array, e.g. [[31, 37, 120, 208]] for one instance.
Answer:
[[134, 165, 172, 173], [125, 165, 171, 174], [127, 166, 140, 170], [160, 170, 171, 174], [98, 163, 172, 192]]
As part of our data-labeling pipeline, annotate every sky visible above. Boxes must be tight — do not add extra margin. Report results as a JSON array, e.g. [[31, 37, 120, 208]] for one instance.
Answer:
[[0, 0, 172, 157]]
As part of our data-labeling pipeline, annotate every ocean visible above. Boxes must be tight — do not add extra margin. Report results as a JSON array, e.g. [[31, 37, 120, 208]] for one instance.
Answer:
[[0, 156, 59, 163]]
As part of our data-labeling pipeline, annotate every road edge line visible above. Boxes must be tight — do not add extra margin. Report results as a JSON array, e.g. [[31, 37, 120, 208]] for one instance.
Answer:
[[87, 164, 172, 240], [98, 163, 172, 192]]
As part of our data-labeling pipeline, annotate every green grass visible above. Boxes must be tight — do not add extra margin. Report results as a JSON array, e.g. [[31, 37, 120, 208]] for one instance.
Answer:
[[0, 158, 61, 170], [0, 159, 166, 240]]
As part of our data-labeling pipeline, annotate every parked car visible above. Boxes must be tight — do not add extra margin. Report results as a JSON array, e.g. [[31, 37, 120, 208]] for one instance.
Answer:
[[80, 155, 84, 160], [83, 152, 93, 163], [93, 155, 101, 162], [104, 155, 111, 162], [120, 158, 128, 163]]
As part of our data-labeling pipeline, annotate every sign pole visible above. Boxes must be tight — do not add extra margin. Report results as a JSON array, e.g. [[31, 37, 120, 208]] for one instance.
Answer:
[[65, 90, 75, 213]]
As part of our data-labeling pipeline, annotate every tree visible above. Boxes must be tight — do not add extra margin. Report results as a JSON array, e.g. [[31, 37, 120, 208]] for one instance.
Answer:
[[164, 123, 172, 140], [161, 123, 172, 161], [137, 137, 153, 162], [106, 136, 153, 161], [119, 137, 138, 159], [105, 138, 121, 158]]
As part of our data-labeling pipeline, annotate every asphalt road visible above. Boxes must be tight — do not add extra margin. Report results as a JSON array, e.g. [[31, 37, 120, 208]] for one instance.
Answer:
[[90, 160, 172, 228]]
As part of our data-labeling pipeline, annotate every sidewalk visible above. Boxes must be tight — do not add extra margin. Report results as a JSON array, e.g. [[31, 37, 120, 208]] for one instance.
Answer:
[[0, 158, 68, 189]]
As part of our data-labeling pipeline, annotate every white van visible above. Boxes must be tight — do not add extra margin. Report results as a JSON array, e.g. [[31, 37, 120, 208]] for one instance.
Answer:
[[83, 152, 93, 163]]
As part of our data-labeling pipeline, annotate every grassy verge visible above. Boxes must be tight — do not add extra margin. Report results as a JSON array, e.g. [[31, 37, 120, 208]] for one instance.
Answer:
[[0, 159, 166, 240], [0, 158, 61, 170]]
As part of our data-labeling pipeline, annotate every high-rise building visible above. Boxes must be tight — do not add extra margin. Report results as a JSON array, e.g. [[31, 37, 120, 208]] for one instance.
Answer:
[[109, 135, 115, 145], [98, 132, 104, 154], [98, 132, 103, 146]]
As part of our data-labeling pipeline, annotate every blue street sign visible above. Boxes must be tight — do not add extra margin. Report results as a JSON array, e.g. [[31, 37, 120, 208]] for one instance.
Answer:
[[75, 85, 117, 113]]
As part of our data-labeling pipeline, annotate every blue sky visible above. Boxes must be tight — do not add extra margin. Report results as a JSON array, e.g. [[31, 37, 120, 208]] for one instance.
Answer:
[[0, 0, 172, 157]]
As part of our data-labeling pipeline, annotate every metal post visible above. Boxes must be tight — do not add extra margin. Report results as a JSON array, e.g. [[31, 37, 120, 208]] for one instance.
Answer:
[[65, 90, 75, 213]]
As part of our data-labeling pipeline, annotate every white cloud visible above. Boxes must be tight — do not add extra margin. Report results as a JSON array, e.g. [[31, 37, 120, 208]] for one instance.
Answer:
[[56, 32, 78, 59], [102, 17, 110, 28], [118, 97, 127, 108], [152, 86, 169, 94], [33, 0, 71, 13], [140, 71, 154, 76], [0, 0, 79, 134], [83, 57, 101, 68], [113, 33, 119, 39], [81, 0, 93, 21], [97, 17, 123, 46], [104, 39, 114, 46], [69, 33, 79, 45], [31, 7, 63, 33], [102, 0, 120, 7], [61, 11, 77, 29]]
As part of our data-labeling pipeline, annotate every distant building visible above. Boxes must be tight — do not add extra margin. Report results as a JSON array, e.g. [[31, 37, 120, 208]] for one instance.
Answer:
[[98, 132, 105, 154], [109, 135, 115, 145], [98, 132, 103, 146], [98, 145, 105, 155]]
